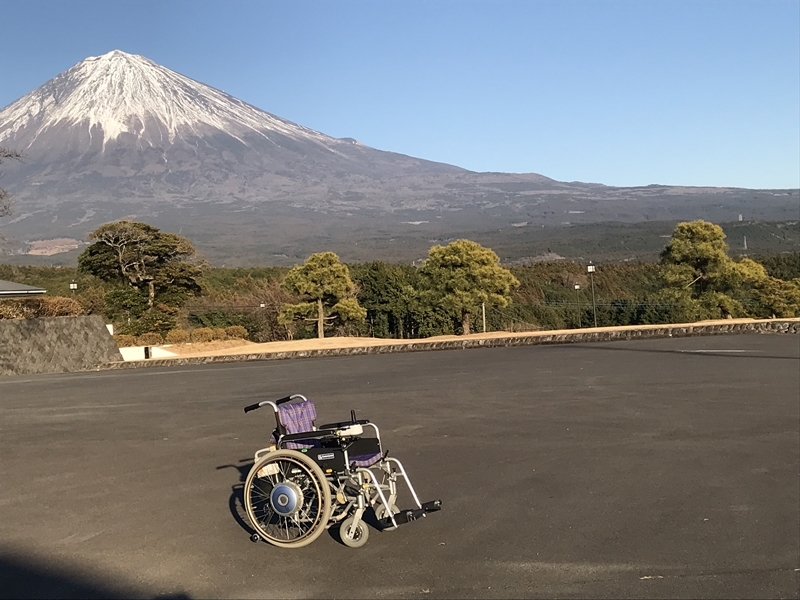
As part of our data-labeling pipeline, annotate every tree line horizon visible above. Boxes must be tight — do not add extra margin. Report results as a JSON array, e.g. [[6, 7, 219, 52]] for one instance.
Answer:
[[1, 218, 798, 346]]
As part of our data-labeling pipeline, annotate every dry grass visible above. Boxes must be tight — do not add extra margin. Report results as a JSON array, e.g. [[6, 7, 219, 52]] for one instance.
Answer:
[[166, 339, 256, 355], [152, 317, 799, 360]]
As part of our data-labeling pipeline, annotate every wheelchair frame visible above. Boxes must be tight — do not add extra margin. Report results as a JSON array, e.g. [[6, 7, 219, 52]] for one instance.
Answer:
[[243, 394, 441, 548]]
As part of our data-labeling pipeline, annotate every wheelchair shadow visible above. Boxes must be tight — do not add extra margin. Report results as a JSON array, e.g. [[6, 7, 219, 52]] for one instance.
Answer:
[[0, 545, 192, 599], [216, 460, 257, 538]]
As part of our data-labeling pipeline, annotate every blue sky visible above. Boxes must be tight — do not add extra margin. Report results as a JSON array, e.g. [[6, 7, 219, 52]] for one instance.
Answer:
[[1, 0, 798, 189]]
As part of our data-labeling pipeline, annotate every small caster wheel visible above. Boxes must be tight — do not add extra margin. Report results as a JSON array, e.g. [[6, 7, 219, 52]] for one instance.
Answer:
[[339, 516, 369, 548], [250, 533, 261, 543], [374, 504, 400, 521]]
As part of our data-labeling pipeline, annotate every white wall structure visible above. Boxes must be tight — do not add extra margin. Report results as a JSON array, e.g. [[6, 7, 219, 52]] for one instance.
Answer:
[[118, 346, 179, 361]]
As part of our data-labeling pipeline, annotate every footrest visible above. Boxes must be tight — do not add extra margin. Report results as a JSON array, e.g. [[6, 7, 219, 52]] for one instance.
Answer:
[[422, 500, 442, 512], [381, 500, 442, 528]]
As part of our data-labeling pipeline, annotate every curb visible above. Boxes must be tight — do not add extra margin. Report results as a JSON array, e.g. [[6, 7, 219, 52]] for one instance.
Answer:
[[100, 319, 800, 371]]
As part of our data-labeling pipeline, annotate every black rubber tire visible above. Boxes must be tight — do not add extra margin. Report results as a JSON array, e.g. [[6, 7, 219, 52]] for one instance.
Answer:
[[374, 503, 400, 521], [244, 450, 332, 549], [339, 516, 370, 548]]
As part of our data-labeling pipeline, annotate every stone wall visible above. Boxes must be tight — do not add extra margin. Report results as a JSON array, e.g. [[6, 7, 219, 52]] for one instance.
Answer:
[[0, 316, 123, 376], [104, 319, 799, 371]]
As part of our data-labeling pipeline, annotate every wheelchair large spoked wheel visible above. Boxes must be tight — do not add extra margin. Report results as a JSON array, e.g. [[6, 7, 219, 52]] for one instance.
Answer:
[[244, 450, 332, 549]]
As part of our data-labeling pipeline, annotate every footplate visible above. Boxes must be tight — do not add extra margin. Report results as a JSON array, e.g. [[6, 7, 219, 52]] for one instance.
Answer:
[[379, 500, 442, 528]]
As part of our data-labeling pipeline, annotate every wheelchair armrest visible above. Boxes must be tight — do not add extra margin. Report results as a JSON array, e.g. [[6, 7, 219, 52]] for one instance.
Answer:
[[279, 430, 336, 443], [318, 419, 371, 430]]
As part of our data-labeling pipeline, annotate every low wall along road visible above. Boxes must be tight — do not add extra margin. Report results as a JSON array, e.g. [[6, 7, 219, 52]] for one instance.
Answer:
[[0, 316, 796, 376], [106, 317, 799, 371], [0, 315, 122, 376]]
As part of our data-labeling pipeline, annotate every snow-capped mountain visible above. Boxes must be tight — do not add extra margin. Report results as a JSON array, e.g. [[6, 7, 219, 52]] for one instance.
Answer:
[[0, 50, 335, 150], [0, 50, 463, 179], [0, 50, 796, 264]]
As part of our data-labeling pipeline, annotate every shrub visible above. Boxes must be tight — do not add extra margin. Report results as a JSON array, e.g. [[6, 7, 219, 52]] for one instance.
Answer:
[[190, 327, 215, 343], [165, 329, 190, 344], [0, 301, 24, 319], [103, 287, 148, 321], [137, 332, 164, 346], [114, 308, 176, 337], [211, 327, 228, 341], [0, 296, 84, 319], [225, 325, 249, 339], [37, 296, 85, 317], [135, 310, 176, 336], [75, 286, 107, 316], [188, 309, 247, 329], [113, 334, 137, 347]]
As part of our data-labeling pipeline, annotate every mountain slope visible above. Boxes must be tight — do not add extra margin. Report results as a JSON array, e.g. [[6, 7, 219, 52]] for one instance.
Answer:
[[0, 50, 796, 264], [0, 50, 470, 185], [0, 50, 335, 149]]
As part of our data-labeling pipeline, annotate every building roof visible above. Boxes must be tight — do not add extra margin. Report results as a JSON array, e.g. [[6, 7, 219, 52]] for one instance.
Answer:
[[0, 279, 47, 297]]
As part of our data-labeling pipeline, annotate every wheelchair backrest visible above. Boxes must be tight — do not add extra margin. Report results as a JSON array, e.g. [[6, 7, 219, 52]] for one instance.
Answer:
[[269, 399, 319, 449], [277, 400, 317, 435]]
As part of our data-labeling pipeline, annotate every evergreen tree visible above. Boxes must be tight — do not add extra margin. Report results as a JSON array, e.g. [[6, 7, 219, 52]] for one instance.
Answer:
[[78, 221, 205, 309], [419, 239, 519, 334], [279, 252, 366, 338]]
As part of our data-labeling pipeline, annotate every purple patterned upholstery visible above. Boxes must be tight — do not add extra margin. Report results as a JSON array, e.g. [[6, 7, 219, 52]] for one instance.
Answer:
[[348, 436, 383, 467], [270, 400, 383, 466], [349, 452, 382, 468], [270, 400, 320, 449]]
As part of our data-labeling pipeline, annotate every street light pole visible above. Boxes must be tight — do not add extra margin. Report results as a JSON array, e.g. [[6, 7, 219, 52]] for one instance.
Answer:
[[482, 302, 486, 333], [587, 264, 597, 328], [69, 281, 78, 296], [574, 283, 581, 328]]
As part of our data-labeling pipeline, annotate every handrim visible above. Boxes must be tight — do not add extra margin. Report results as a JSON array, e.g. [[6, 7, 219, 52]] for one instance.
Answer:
[[244, 450, 332, 549]]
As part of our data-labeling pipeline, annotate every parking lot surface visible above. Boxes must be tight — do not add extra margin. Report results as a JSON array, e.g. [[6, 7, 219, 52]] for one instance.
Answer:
[[1, 334, 798, 599]]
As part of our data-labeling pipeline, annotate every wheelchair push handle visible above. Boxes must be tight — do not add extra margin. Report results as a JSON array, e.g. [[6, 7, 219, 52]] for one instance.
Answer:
[[276, 395, 303, 405], [243, 394, 309, 413]]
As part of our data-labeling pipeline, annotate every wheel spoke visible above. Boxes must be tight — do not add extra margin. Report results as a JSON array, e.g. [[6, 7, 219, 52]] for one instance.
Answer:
[[246, 452, 331, 547], [283, 516, 291, 540]]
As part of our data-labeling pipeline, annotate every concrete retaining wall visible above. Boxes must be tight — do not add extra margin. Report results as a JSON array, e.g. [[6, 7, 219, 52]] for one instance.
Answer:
[[0, 316, 123, 376], [103, 319, 798, 371], [118, 346, 178, 361]]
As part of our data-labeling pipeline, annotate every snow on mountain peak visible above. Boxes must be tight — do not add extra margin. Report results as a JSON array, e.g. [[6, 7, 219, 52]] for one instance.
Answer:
[[0, 50, 330, 149]]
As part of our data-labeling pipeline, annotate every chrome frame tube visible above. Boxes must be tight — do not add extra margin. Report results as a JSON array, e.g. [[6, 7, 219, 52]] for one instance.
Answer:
[[356, 467, 399, 529], [363, 422, 382, 446], [386, 457, 422, 509]]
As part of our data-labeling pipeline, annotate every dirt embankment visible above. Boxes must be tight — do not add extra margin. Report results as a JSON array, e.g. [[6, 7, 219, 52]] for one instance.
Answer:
[[154, 317, 800, 360]]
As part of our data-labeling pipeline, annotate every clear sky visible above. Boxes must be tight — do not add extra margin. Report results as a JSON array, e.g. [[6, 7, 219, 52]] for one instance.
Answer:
[[1, 0, 798, 189]]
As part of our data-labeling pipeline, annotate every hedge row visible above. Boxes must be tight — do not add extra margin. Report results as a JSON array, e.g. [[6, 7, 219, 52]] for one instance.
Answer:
[[113, 325, 249, 347], [0, 296, 84, 320]]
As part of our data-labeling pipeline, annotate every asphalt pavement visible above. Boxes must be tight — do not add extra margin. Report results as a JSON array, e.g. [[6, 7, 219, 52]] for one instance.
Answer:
[[0, 333, 798, 599]]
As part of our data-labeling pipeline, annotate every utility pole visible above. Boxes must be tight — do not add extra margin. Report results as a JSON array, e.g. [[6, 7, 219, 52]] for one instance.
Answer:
[[482, 302, 486, 333], [587, 264, 597, 328], [574, 283, 581, 328]]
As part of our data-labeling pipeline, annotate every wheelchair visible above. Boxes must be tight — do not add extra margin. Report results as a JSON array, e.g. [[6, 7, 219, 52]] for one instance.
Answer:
[[243, 394, 442, 548]]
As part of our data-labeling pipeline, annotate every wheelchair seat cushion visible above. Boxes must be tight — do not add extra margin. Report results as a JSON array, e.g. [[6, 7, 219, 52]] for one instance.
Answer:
[[347, 437, 383, 467], [349, 452, 383, 467]]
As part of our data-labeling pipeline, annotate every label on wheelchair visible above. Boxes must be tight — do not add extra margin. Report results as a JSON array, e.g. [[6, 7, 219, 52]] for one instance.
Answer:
[[256, 463, 280, 478], [303, 447, 347, 473]]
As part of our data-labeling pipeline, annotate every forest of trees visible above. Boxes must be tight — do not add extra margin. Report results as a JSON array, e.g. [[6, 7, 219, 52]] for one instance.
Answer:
[[1, 219, 799, 346]]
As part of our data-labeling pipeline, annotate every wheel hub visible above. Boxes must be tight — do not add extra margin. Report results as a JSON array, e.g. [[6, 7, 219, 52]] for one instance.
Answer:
[[270, 481, 304, 516]]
